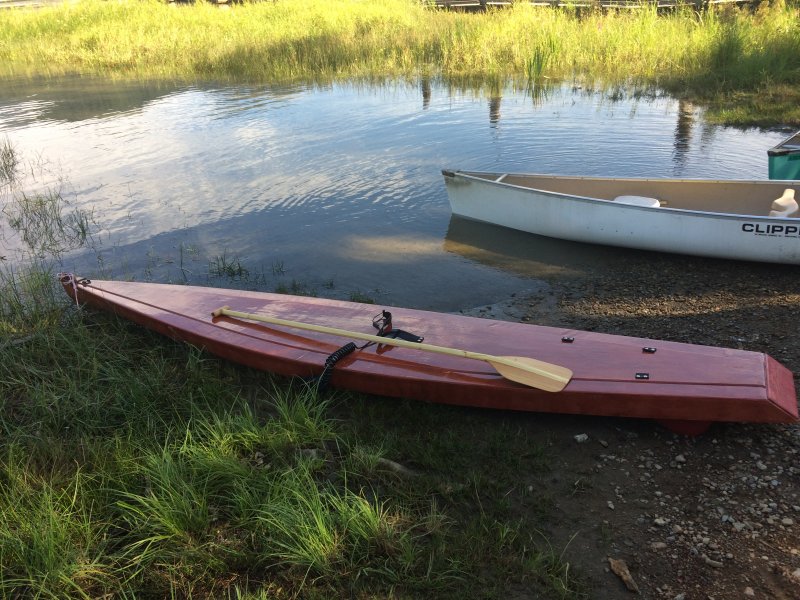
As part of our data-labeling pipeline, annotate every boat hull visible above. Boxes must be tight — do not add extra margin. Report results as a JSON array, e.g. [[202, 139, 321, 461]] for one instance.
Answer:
[[768, 130, 800, 181], [60, 276, 798, 432], [443, 171, 800, 264]]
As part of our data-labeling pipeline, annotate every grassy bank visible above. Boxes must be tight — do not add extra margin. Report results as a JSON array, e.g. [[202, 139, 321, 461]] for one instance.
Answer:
[[0, 0, 799, 125], [0, 142, 583, 597]]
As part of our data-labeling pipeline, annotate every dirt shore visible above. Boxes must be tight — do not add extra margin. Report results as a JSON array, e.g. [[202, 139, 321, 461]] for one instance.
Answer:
[[462, 251, 800, 599]]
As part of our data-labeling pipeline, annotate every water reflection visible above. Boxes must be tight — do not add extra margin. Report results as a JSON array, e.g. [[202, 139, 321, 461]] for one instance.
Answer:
[[0, 75, 788, 311], [443, 216, 638, 280], [421, 78, 431, 110], [0, 77, 182, 127], [489, 95, 501, 127], [672, 99, 695, 172]]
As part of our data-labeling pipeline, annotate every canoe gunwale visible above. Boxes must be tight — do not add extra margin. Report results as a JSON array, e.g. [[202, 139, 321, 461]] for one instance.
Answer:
[[447, 170, 800, 222]]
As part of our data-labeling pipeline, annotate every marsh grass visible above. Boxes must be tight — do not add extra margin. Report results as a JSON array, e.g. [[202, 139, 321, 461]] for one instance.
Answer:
[[1, 0, 798, 123], [274, 278, 317, 297], [1, 138, 20, 187], [349, 290, 376, 303], [0, 144, 94, 337], [0, 142, 585, 597], [208, 250, 251, 280], [6, 190, 93, 259]]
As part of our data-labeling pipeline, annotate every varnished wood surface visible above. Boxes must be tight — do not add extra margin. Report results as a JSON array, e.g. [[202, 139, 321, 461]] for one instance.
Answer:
[[62, 277, 798, 428]]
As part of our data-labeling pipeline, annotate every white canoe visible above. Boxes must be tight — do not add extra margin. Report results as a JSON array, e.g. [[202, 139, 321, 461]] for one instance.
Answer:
[[442, 170, 800, 264]]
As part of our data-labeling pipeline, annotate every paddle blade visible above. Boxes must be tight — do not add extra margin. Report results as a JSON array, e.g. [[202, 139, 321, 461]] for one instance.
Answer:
[[489, 356, 573, 392]]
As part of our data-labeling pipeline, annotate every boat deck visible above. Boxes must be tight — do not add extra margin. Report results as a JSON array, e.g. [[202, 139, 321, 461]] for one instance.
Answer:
[[62, 277, 798, 434]]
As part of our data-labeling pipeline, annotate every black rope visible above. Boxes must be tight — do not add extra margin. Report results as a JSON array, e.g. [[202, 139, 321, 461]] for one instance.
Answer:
[[316, 342, 357, 391]]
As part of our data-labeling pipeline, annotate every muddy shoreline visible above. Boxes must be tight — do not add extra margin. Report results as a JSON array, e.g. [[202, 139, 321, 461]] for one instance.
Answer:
[[461, 251, 800, 599]]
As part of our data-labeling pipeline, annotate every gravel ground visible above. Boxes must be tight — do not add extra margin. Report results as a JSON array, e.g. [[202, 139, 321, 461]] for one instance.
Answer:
[[463, 251, 800, 599]]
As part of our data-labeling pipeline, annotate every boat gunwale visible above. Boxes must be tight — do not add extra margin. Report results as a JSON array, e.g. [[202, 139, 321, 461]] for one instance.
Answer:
[[448, 170, 800, 222], [768, 129, 800, 154]]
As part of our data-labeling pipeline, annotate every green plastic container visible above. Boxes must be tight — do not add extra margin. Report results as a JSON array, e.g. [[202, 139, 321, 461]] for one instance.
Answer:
[[768, 130, 800, 180]]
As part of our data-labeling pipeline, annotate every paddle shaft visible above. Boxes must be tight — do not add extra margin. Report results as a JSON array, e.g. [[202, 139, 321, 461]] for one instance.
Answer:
[[212, 306, 563, 382]]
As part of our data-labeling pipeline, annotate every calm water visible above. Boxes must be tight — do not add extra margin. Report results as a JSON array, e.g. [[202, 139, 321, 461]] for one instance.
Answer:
[[0, 76, 790, 310]]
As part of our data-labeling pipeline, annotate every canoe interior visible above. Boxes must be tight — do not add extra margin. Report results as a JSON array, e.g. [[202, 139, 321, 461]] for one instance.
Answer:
[[62, 277, 799, 432], [463, 172, 799, 217]]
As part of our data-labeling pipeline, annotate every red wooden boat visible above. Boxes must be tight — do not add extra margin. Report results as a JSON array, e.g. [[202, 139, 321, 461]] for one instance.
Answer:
[[59, 274, 798, 434]]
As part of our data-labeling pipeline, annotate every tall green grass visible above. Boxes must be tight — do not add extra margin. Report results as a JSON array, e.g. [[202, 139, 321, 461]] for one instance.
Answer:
[[0, 141, 583, 597], [1, 0, 798, 124], [0, 0, 798, 92]]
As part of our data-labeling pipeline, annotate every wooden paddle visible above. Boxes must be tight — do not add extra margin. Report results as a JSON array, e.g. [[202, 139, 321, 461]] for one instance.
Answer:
[[211, 306, 573, 392]]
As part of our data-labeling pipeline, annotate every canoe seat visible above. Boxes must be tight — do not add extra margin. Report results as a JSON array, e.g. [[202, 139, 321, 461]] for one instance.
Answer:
[[769, 189, 798, 218], [613, 195, 661, 208]]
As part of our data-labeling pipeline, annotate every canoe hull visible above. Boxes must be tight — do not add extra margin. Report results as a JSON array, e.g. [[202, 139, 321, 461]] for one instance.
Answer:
[[443, 171, 800, 264], [60, 276, 798, 431], [768, 130, 800, 181]]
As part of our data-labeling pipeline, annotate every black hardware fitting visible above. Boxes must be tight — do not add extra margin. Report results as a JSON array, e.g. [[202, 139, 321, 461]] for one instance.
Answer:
[[642, 347, 657, 353], [635, 373, 650, 380], [372, 310, 424, 343], [561, 336, 575, 343]]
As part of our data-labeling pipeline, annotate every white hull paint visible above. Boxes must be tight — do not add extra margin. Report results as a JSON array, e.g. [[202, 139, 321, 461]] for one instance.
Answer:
[[443, 171, 800, 265]]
